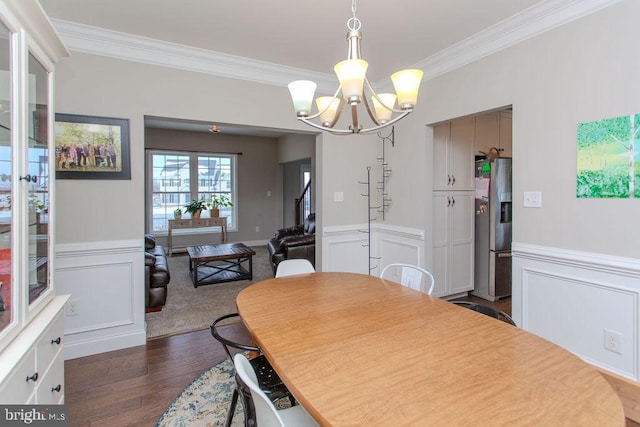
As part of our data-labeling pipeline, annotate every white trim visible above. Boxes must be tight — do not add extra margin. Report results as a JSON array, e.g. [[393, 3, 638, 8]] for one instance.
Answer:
[[414, 0, 624, 81], [51, 19, 337, 92], [512, 242, 640, 381], [55, 239, 146, 360], [50, 0, 623, 89], [512, 242, 640, 277]]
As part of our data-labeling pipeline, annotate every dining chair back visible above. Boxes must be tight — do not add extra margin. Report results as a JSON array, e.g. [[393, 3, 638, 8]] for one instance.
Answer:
[[210, 313, 294, 426], [380, 263, 435, 295], [234, 353, 319, 427], [451, 300, 516, 326], [275, 259, 316, 277]]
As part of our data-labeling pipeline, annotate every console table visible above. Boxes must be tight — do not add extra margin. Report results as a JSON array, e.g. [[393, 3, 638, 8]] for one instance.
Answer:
[[167, 217, 227, 255]]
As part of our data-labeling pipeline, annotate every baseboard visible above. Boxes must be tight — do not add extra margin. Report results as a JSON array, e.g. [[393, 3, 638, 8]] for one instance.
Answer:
[[599, 368, 640, 422], [64, 329, 146, 360]]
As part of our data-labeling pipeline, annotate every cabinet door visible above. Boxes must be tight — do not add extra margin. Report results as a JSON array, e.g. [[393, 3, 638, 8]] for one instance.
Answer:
[[431, 192, 450, 296], [26, 51, 51, 308], [474, 112, 499, 157], [0, 18, 14, 343], [448, 192, 474, 294], [449, 117, 474, 190], [499, 111, 512, 158], [432, 123, 450, 190]]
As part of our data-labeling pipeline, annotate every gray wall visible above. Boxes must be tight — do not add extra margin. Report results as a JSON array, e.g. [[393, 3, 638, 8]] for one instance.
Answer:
[[53, 1, 640, 263], [144, 127, 280, 245]]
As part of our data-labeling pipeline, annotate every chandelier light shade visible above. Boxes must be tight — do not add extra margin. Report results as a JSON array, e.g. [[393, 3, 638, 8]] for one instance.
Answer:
[[287, 0, 423, 135], [287, 80, 317, 117]]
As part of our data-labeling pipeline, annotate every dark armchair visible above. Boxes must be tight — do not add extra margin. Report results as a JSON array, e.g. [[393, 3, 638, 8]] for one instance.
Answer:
[[267, 213, 315, 274], [145, 234, 170, 312]]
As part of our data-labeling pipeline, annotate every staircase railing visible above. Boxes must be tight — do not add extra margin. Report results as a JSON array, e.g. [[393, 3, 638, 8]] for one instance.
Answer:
[[295, 180, 311, 224]]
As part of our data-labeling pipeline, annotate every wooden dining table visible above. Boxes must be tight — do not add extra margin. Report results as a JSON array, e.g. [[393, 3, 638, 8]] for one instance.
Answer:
[[236, 272, 625, 426]]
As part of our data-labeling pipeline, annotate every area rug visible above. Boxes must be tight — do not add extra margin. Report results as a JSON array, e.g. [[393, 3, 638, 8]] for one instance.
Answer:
[[156, 357, 244, 427], [146, 245, 273, 338]]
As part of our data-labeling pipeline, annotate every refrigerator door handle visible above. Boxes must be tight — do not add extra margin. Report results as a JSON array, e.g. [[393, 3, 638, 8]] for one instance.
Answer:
[[497, 252, 512, 258]]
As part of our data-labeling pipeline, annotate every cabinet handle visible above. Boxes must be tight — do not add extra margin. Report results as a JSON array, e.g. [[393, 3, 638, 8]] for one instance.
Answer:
[[51, 337, 61, 345], [451, 197, 455, 206], [451, 175, 456, 185], [26, 372, 38, 382], [51, 384, 62, 393], [447, 174, 451, 185], [19, 174, 38, 183]]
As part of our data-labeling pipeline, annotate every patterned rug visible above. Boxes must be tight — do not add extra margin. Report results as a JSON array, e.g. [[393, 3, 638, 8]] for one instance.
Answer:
[[156, 358, 244, 427]]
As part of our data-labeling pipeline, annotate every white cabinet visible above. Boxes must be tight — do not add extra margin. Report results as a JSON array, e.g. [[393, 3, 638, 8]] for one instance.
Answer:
[[431, 191, 474, 297], [0, 0, 69, 405], [0, 297, 67, 403], [474, 111, 512, 158], [433, 117, 475, 191], [499, 111, 512, 158]]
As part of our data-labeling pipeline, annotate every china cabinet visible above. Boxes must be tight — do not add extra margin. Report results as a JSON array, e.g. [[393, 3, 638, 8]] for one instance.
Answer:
[[0, 0, 69, 403]]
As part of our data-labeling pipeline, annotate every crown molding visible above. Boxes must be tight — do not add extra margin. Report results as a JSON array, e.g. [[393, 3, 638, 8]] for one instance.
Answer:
[[414, 0, 624, 81], [3, 0, 69, 62], [51, 18, 337, 93], [51, 0, 623, 89]]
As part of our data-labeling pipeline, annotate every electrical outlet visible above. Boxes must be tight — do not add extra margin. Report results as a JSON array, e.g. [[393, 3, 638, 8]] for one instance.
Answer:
[[66, 300, 80, 317], [604, 329, 622, 354], [255, 226, 260, 233]]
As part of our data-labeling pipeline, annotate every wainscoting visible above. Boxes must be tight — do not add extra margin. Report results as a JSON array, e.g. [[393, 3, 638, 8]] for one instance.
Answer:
[[321, 222, 424, 275], [512, 242, 640, 381], [55, 239, 146, 359]]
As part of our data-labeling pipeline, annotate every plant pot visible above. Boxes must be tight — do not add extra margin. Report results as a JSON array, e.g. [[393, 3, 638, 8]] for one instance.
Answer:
[[210, 208, 220, 217], [174, 213, 182, 219], [192, 210, 201, 219]]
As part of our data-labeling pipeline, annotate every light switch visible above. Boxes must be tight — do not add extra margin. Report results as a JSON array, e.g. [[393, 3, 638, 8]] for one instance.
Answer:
[[334, 191, 344, 202], [523, 191, 542, 208]]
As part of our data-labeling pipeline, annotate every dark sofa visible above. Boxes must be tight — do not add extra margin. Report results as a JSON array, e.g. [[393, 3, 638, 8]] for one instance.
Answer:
[[145, 234, 170, 312], [267, 213, 316, 274]]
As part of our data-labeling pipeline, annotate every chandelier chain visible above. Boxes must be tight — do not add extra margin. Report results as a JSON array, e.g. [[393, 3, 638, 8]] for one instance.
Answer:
[[347, 0, 361, 32]]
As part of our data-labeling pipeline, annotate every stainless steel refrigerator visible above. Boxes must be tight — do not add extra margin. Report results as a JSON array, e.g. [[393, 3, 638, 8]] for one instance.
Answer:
[[472, 158, 512, 301]]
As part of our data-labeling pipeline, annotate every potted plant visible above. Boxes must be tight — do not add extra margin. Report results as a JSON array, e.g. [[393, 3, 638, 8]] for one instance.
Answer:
[[173, 208, 183, 219], [184, 199, 207, 219], [207, 194, 233, 217]]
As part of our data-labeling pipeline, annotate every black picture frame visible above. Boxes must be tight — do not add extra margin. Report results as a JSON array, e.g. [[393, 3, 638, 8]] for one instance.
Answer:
[[54, 113, 131, 180]]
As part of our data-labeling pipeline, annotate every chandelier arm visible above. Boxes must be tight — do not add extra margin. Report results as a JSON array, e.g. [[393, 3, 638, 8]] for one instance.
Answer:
[[297, 117, 355, 135], [329, 98, 346, 128], [362, 93, 382, 126], [364, 78, 407, 114], [357, 110, 412, 135], [303, 86, 343, 121]]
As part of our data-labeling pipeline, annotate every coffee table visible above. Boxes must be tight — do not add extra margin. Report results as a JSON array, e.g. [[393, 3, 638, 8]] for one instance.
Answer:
[[186, 243, 256, 288]]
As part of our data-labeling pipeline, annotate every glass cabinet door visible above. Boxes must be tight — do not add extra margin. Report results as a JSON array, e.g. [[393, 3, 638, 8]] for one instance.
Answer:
[[26, 52, 49, 305], [0, 20, 11, 334]]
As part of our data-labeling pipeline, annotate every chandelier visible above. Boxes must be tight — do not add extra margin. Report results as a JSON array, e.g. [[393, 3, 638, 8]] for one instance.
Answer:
[[287, 0, 423, 135]]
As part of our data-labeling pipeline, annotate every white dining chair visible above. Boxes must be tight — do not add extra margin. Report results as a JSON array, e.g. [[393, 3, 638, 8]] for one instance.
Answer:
[[233, 353, 319, 427], [380, 263, 435, 295], [275, 259, 316, 278]]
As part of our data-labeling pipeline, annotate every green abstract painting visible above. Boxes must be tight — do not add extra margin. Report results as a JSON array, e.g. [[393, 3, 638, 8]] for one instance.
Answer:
[[577, 114, 640, 198]]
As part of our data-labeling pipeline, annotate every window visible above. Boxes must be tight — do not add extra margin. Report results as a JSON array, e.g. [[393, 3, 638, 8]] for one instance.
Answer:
[[147, 150, 237, 232]]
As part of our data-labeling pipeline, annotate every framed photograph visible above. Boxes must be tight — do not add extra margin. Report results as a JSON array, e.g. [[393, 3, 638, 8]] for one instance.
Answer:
[[54, 113, 131, 180]]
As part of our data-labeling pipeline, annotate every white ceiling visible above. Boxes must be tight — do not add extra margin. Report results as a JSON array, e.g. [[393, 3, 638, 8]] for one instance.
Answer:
[[39, 0, 541, 82], [37, 0, 565, 136]]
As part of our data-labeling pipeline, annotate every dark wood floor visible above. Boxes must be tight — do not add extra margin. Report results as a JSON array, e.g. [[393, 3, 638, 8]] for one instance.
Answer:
[[64, 322, 251, 426], [64, 296, 637, 426]]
